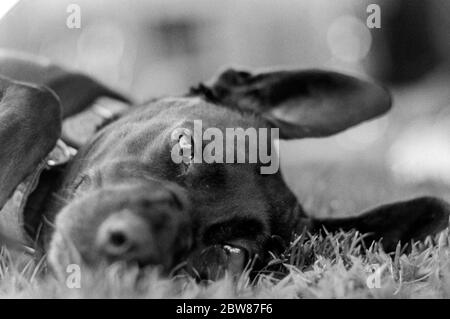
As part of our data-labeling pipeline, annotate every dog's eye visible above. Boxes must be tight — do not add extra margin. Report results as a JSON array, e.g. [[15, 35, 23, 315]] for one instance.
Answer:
[[222, 244, 247, 275]]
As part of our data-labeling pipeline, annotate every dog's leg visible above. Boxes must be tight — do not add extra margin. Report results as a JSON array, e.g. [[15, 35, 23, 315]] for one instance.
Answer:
[[0, 50, 130, 119], [0, 50, 131, 149]]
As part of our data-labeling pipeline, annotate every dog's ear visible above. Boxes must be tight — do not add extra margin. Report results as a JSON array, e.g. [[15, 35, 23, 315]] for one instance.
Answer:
[[0, 50, 131, 119], [200, 68, 391, 138], [311, 197, 450, 251]]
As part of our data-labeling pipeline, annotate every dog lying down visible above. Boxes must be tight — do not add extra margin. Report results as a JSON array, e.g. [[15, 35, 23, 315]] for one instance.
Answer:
[[0, 50, 448, 281]]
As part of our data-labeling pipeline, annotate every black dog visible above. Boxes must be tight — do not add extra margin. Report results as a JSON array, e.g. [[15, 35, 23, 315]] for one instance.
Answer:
[[0, 51, 448, 280]]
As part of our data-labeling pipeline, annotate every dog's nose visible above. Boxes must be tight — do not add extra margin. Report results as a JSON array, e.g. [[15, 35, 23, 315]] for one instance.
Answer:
[[96, 210, 154, 261]]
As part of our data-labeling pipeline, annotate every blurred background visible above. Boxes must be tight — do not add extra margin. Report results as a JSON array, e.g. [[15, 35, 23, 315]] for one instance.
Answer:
[[0, 0, 449, 218]]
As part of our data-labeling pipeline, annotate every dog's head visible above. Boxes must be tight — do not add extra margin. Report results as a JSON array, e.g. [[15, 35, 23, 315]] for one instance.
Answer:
[[44, 67, 398, 279]]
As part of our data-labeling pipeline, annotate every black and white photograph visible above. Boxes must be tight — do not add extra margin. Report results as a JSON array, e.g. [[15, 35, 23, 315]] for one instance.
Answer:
[[0, 0, 449, 303]]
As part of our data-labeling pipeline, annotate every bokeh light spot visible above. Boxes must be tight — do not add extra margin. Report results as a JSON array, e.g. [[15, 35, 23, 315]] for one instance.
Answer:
[[327, 15, 372, 63]]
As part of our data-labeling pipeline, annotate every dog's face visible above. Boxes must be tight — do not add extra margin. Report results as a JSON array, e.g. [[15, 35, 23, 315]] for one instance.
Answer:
[[47, 68, 396, 279], [48, 97, 299, 279]]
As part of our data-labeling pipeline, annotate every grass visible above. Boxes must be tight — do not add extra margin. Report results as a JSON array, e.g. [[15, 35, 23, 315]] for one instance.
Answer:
[[1, 228, 450, 298]]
